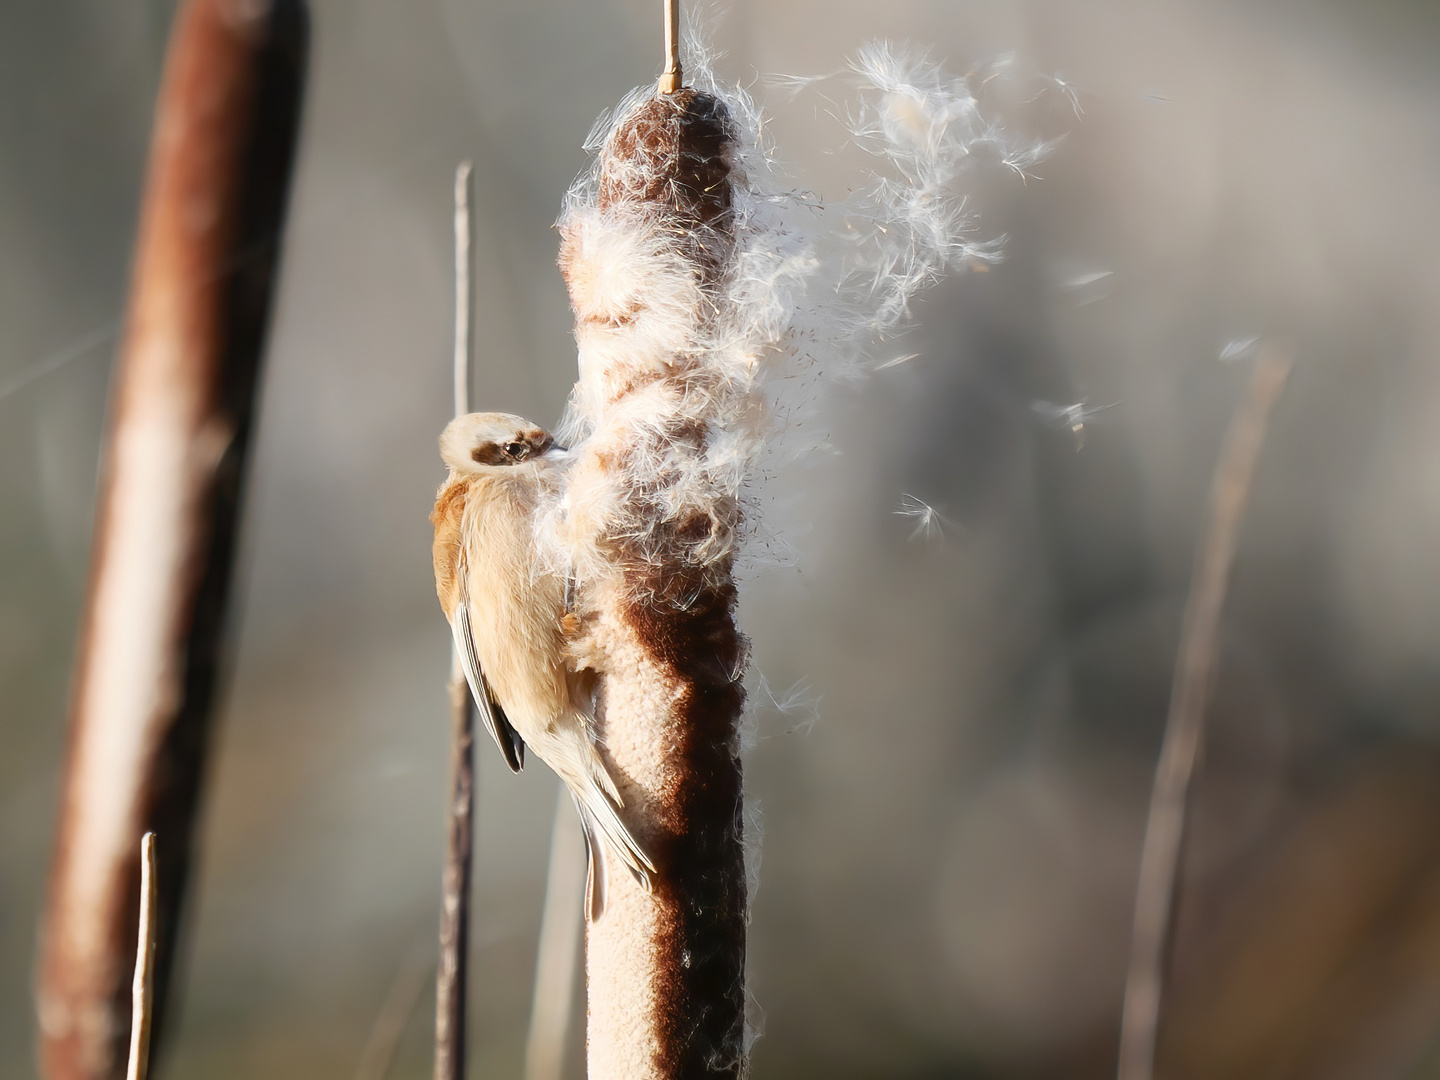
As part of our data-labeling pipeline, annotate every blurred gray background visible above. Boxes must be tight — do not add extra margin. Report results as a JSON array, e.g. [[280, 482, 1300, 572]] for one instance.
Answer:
[[5, 0, 1440, 1077]]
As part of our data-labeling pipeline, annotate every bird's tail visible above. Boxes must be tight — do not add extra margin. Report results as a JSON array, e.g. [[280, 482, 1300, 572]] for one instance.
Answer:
[[566, 762, 654, 921]]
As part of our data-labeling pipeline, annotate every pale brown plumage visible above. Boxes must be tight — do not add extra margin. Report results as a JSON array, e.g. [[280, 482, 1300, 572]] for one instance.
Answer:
[[431, 412, 653, 918]]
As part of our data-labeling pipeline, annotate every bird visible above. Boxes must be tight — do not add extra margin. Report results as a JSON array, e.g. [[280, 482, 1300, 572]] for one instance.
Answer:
[[431, 411, 653, 918]]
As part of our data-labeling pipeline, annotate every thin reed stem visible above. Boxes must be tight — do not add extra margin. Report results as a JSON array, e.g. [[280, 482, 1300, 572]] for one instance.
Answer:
[[453, 162, 472, 418], [435, 670, 475, 1080], [1117, 343, 1295, 1080], [435, 160, 476, 1080], [658, 0, 682, 93], [124, 834, 157, 1080]]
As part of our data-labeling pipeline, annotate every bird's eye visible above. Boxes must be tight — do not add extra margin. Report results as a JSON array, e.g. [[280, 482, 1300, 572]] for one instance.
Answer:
[[503, 441, 527, 460]]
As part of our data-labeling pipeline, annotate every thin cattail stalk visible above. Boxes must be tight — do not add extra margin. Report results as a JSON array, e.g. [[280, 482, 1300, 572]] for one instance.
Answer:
[[355, 944, 432, 1080], [658, 0, 682, 94], [1117, 343, 1295, 1080], [524, 786, 587, 1080], [124, 835, 157, 1080], [37, 4, 306, 1076], [435, 160, 477, 1080], [453, 162, 473, 418]]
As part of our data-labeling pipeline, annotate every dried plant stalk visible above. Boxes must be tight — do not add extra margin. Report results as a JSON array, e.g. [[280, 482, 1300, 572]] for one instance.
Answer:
[[435, 161, 477, 1080], [434, 672, 474, 1080], [37, 3, 306, 1076], [658, 0, 682, 94], [1117, 343, 1295, 1080], [558, 87, 748, 1079], [453, 162, 473, 419], [124, 835, 157, 1080]]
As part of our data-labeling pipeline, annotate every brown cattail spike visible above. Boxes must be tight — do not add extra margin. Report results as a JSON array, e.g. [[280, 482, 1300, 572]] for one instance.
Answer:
[[560, 75, 748, 1080], [598, 89, 734, 293], [37, 3, 307, 1076]]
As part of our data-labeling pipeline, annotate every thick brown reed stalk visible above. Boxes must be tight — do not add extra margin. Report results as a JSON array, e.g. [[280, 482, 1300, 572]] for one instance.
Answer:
[[435, 160, 477, 1080], [561, 84, 749, 1080], [1117, 343, 1295, 1080], [37, 3, 306, 1076]]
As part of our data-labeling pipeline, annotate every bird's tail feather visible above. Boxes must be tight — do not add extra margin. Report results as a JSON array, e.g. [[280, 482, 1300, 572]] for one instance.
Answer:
[[569, 778, 654, 921], [572, 796, 608, 922]]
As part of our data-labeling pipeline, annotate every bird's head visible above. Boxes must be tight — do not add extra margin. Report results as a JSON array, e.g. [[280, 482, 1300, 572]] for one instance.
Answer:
[[440, 412, 562, 473]]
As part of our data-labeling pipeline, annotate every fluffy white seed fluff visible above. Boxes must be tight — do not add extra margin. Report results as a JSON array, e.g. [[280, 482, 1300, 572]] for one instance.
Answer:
[[539, 38, 1051, 603]]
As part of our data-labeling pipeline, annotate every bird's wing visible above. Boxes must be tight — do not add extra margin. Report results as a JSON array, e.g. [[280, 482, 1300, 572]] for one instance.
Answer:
[[450, 556, 526, 773]]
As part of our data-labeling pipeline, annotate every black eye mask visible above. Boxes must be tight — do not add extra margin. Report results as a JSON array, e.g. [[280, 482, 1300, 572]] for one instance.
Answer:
[[470, 442, 516, 466]]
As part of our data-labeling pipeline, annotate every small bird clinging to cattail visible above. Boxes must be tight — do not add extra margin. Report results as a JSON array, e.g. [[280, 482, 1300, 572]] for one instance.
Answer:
[[431, 411, 653, 918]]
